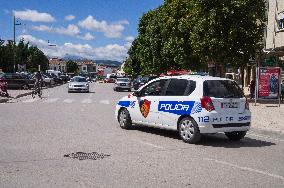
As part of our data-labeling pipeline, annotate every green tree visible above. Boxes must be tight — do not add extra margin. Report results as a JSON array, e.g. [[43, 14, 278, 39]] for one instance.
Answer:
[[127, 0, 266, 76], [189, 0, 266, 68], [66, 60, 78, 73], [16, 39, 29, 70], [0, 41, 14, 72], [27, 46, 49, 72]]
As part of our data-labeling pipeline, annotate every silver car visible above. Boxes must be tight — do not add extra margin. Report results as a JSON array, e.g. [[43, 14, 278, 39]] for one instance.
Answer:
[[113, 78, 131, 92], [68, 76, 89, 93]]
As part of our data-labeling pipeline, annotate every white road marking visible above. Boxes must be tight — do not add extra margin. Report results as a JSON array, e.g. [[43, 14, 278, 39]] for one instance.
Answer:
[[204, 158, 284, 181], [82, 99, 92, 104], [23, 98, 38, 103], [137, 141, 164, 149], [63, 99, 74, 103], [100, 100, 110, 105], [43, 98, 59, 103], [248, 133, 284, 142]]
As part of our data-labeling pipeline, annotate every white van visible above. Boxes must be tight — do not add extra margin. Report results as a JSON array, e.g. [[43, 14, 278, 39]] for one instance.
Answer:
[[46, 70, 61, 77]]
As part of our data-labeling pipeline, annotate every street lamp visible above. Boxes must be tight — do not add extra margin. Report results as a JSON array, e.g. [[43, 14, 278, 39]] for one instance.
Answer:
[[13, 15, 21, 73]]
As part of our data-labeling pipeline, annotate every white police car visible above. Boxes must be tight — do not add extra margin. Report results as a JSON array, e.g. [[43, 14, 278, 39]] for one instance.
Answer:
[[115, 75, 251, 144]]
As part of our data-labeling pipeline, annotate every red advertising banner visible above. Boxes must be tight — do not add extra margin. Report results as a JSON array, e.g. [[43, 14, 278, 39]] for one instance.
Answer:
[[258, 67, 281, 99]]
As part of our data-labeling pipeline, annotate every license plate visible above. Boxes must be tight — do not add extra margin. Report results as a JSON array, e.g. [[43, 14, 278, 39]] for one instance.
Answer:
[[221, 102, 239, 108], [120, 83, 126, 86]]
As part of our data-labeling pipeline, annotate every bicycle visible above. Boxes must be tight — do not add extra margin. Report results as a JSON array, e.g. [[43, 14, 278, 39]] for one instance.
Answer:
[[32, 81, 42, 98]]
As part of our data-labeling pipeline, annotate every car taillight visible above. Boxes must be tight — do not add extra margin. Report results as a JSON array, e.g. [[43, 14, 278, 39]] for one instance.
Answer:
[[245, 98, 249, 110], [201, 96, 215, 112]]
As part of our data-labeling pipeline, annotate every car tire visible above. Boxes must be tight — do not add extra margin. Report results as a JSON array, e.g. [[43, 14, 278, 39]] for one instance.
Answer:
[[118, 108, 132, 129], [178, 117, 201, 144], [225, 131, 247, 141]]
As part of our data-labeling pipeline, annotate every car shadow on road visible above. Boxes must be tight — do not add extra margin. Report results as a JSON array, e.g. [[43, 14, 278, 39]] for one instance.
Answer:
[[132, 125, 276, 148], [198, 134, 276, 148]]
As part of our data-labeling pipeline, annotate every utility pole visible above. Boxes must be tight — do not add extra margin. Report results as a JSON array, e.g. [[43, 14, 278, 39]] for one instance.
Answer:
[[13, 15, 21, 73]]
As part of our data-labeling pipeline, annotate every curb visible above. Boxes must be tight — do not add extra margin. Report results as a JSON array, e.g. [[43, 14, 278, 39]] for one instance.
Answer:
[[0, 98, 9, 103], [14, 91, 33, 99]]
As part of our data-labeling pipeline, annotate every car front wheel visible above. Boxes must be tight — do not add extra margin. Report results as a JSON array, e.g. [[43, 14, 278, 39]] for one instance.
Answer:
[[178, 117, 201, 144], [118, 108, 132, 129], [225, 131, 247, 141]]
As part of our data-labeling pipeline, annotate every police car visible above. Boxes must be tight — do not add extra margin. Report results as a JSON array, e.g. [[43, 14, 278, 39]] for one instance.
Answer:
[[115, 75, 251, 144]]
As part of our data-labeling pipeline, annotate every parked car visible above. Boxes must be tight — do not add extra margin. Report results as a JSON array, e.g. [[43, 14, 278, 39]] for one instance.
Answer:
[[104, 78, 115, 83], [68, 76, 89, 93], [0, 73, 31, 89], [113, 78, 131, 91], [49, 74, 63, 85], [60, 74, 69, 83], [42, 74, 55, 87], [116, 75, 250, 144]]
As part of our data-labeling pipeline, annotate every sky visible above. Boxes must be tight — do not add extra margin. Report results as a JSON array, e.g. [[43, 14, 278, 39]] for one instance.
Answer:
[[0, 0, 164, 61]]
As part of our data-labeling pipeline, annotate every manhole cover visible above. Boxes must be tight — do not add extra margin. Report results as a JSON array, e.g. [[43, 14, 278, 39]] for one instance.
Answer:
[[64, 152, 110, 161]]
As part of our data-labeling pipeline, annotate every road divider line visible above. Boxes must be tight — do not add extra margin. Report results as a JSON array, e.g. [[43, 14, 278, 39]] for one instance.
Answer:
[[23, 98, 38, 103], [63, 99, 74, 103], [100, 100, 110, 105], [43, 98, 59, 103], [204, 158, 284, 181], [137, 140, 164, 149], [82, 99, 92, 104]]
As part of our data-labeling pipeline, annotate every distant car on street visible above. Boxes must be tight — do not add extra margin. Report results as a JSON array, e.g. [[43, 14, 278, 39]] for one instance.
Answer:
[[68, 76, 89, 93], [0, 73, 31, 90], [113, 78, 131, 92]]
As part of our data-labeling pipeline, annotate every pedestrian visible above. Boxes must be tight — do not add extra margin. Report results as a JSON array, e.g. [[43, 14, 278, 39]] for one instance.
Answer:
[[249, 79, 255, 99]]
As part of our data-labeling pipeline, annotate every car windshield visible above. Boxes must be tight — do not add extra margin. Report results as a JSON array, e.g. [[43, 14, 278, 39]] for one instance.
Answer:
[[71, 77, 86, 82], [203, 80, 244, 98], [117, 78, 129, 82]]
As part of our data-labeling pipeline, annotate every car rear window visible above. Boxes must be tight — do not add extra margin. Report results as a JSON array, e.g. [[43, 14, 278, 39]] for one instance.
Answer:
[[203, 80, 244, 98]]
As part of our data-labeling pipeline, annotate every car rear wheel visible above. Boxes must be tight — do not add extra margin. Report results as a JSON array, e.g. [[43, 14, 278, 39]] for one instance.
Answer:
[[118, 108, 132, 129], [178, 117, 201, 144], [225, 131, 247, 141]]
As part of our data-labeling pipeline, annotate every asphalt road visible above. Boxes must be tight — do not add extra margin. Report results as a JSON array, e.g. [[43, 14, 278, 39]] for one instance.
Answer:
[[0, 83, 284, 188]]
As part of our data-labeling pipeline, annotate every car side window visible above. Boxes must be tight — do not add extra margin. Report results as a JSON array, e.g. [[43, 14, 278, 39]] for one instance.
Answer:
[[184, 80, 196, 95], [140, 79, 167, 96], [165, 79, 189, 96]]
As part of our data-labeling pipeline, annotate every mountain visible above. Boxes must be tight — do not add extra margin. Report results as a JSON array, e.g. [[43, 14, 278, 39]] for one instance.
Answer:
[[63, 55, 122, 67], [95, 60, 122, 67], [63, 55, 85, 61]]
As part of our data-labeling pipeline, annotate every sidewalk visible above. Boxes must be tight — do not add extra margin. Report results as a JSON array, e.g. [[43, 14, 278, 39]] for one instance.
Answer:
[[243, 87, 284, 134]]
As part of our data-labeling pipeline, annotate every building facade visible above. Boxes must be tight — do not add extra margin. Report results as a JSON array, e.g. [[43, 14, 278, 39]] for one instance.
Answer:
[[49, 58, 67, 72]]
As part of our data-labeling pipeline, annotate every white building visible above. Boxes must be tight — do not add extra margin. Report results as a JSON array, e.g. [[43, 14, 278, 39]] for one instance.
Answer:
[[265, 0, 284, 55]]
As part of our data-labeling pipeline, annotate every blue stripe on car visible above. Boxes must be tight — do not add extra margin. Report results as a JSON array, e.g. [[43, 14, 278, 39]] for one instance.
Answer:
[[118, 101, 131, 107], [158, 101, 195, 115]]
